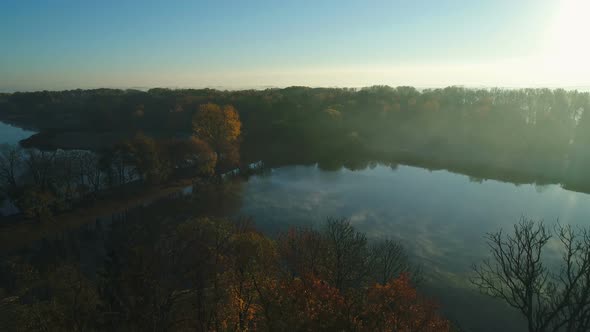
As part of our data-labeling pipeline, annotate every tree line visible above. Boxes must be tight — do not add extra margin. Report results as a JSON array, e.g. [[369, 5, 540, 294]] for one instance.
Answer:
[[2, 86, 590, 190]]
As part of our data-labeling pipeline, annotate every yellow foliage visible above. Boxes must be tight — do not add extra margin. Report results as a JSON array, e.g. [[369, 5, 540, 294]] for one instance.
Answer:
[[192, 103, 242, 170], [193, 103, 241, 149]]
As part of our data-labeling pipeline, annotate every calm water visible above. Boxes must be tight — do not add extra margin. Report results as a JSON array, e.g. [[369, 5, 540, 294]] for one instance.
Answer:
[[235, 164, 590, 331], [0, 121, 35, 146], [0, 122, 35, 214]]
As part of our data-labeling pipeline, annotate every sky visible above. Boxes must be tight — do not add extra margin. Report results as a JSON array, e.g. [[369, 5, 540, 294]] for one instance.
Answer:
[[1, 0, 589, 91]]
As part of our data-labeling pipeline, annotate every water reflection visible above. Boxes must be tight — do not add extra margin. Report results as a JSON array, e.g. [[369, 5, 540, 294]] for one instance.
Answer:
[[239, 165, 590, 268], [0, 121, 35, 146], [0, 121, 36, 214], [235, 164, 590, 331], [4, 160, 590, 331]]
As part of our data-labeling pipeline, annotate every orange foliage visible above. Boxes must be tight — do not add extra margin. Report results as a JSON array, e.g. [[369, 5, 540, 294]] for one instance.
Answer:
[[193, 103, 241, 150], [362, 273, 450, 332], [189, 136, 217, 175], [277, 227, 324, 278], [220, 230, 279, 331], [269, 276, 349, 331], [171, 219, 450, 331], [192, 103, 241, 170]]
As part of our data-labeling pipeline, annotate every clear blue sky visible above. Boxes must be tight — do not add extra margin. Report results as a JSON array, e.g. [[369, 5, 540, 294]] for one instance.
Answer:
[[2, 0, 587, 91]]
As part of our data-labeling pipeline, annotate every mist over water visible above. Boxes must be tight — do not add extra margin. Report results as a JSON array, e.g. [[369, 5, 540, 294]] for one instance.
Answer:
[[236, 164, 590, 331]]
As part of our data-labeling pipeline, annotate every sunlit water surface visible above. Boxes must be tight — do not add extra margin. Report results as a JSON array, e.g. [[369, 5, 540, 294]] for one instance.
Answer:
[[236, 164, 590, 331]]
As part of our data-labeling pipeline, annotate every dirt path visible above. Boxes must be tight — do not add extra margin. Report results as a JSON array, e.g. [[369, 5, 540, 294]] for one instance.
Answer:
[[0, 178, 193, 253]]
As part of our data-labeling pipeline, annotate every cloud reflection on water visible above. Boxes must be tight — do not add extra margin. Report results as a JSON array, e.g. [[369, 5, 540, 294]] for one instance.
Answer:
[[237, 163, 590, 331]]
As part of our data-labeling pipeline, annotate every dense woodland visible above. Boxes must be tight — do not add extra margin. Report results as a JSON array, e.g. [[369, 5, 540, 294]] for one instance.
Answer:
[[2, 86, 590, 189], [0, 206, 450, 331]]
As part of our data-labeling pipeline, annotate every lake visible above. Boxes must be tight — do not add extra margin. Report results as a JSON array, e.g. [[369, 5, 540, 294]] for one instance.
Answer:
[[234, 164, 590, 331], [0, 121, 36, 215], [0, 121, 36, 146]]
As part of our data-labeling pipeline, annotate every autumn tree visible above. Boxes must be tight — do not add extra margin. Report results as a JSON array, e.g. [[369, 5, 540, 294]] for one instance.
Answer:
[[98, 217, 209, 331], [362, 273, 450, 331], [124, 133, 170, 184], [189, 137, 218, 176], [192, 103, 241, 172], [14, 264, 100, 332], [222, 221, 279, 331], [171, 217, 234, 331], [270, 276, 350, 331], [6, 215, 450, 332], [159, 137, 217, 177], [278, 227, 326, 279]]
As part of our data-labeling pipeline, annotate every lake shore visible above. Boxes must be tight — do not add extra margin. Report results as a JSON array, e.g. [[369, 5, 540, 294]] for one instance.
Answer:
[[0, 177, 194, 253], [14, 127, 590, 196]]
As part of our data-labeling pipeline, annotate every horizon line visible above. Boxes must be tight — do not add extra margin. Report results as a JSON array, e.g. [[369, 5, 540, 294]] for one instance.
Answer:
[[3, 83, 590, 94]]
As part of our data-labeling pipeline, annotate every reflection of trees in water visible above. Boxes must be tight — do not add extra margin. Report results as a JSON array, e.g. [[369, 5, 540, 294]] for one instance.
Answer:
[[5, 87, 590, 192], [189, 179, 244, 217], [252, 138, 582, 190]]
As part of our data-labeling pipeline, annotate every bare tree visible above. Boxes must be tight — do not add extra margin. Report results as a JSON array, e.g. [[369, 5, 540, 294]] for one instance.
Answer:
[[547, 224, 590, 331], [54, 150, 79, 203], [324, 217, 368, 290], [100, 146, 132, 187], [0, 144, 23, 195], [77, 151, 103, 194], [369, 239, 418, 284], [24, 149, 57, 191], [472, 216, 590, 332]]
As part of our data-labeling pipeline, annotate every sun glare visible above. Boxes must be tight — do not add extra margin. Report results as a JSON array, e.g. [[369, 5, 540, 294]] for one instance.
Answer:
[[542, 0, 590, 83]]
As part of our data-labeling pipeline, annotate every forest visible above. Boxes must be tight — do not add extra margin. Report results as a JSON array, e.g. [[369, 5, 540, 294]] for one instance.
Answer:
[[2, 86, 590, 191], [0, 210, 450, 331]]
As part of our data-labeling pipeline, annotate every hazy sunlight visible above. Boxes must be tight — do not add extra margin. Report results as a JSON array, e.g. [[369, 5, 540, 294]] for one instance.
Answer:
[[542, 0, 590, 83]]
